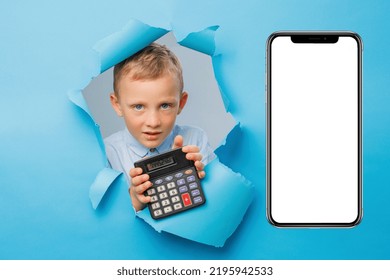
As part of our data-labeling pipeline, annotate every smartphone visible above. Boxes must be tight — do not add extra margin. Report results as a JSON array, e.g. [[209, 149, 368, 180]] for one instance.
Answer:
[[266, 31, 362, 227]]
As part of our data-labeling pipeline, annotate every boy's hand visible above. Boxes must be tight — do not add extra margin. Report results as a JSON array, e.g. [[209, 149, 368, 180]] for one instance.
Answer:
[[129, 135, 205, 211], [172, 135, 206, 179], [129, 167, 153, 211]]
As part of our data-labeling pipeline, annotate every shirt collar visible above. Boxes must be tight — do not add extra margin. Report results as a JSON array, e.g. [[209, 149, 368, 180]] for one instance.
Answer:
[[124, 127, 176, 158]]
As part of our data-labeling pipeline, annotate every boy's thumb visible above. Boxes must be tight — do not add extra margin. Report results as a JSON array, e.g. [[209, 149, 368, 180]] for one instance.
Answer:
[[172, 135, 183, 149]]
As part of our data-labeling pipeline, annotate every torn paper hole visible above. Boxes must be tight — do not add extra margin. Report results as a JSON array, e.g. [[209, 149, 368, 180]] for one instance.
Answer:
[[70, 18, 254, 247], [83, 31, 236, 151]]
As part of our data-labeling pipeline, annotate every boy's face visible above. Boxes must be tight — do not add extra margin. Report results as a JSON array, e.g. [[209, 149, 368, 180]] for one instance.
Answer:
[[111, 73, 188, 149]]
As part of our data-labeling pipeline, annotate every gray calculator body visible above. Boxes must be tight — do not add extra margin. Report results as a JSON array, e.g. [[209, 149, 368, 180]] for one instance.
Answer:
[[134, 148, 206, 219]]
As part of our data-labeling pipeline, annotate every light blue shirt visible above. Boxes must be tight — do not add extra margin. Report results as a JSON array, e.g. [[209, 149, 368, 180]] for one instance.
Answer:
[[104, 125, 216, 183]]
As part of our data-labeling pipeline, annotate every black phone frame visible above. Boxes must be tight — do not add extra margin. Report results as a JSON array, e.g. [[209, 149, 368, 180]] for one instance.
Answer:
[[265, 31, 363, 228]]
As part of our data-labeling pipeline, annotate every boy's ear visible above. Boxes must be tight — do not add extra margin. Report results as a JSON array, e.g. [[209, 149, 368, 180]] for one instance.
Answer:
[[110, 93, 123, 117], [177, 91, 188, 115]]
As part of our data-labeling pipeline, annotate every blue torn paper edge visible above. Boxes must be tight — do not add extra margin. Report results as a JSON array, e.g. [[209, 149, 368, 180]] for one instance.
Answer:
[[67, 19, 170, 210], [89, 167, 123, 209], [177, 25, 219, 56], [67, 89, 106, 160], [176, 25, 231, 111], [68, 18, 254, 247], [137, 158, 253, 247], [93, 18, 169, 73]]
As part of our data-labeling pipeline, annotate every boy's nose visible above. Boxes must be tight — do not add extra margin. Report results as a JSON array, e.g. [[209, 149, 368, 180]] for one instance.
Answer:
[[145, 111, 161, 127]]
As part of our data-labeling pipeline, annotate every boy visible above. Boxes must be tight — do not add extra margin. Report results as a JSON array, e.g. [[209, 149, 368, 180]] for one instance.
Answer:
[[104, 43, 216, 212]]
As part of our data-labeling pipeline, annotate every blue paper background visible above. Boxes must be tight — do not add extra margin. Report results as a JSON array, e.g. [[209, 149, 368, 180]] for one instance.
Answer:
[[1, 0, 389, 259]]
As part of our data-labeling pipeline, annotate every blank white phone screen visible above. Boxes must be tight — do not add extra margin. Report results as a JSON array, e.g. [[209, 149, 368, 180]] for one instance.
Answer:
[[269, 35, 360, 225]]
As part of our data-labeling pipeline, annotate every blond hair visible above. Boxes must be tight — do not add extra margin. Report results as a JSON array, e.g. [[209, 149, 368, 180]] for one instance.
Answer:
[[113, 43, 183, 96]]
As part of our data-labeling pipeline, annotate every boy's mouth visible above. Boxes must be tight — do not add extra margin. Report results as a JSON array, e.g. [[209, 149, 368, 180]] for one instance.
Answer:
[[143, 131, 162, 140]]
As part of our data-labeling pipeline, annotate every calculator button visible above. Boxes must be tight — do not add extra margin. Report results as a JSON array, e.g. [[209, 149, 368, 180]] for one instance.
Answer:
[[187, 175, 196, 183], [185, 169, 193, 175], [154, 179, 163, 185], [164, 206, 173, 213], [154, 209, 163, 217], [169, 189, 178, 196], [189, 182, 198, 190], [159, 192, 168, 199], [165, 175, 173, 181], [193, 196, 203, 204], [179, 186, 188, 193], [171, 196, 180, 203], [150, 195, 158, 202], [151, 202, 160, 210], [191, 189, 200, 197], [161, 199, 170, 206], [177, 179, 186, 186], [167, 182, 176, 189], [157, 185, 166, 192], [146, 188, 156, 195], [175, 172, 183, 178], [182, 193, 192, 207], [174, 203, 183, 210]]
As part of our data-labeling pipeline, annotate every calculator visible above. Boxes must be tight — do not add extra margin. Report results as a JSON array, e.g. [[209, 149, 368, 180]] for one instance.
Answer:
[[134, 148, 206, 219]]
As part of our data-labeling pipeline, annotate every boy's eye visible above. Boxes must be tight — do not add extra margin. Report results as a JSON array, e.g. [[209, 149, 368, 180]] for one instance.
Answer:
[[161, 103, 172, 110], [133, 104, 144, 111]]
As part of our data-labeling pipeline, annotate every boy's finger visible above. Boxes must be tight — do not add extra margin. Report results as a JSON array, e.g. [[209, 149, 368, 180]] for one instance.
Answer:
[[182, 145, 199, 153], [129, 167, 143, 178], [186, 152, 203, 162], [137, 195, 151, 204], [197, 170, 206, 179], [133, 180, 152, 195], [194, 160, 204, 171], [172, 135, 183, 149], [131, 173, 150, 186]]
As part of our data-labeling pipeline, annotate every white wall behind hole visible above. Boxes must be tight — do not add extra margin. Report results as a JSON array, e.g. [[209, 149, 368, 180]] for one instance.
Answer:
[[82, 32, 236, 149]]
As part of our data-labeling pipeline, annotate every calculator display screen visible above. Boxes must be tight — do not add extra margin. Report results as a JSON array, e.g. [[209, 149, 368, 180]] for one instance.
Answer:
[[147, 156, 175, 172]]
